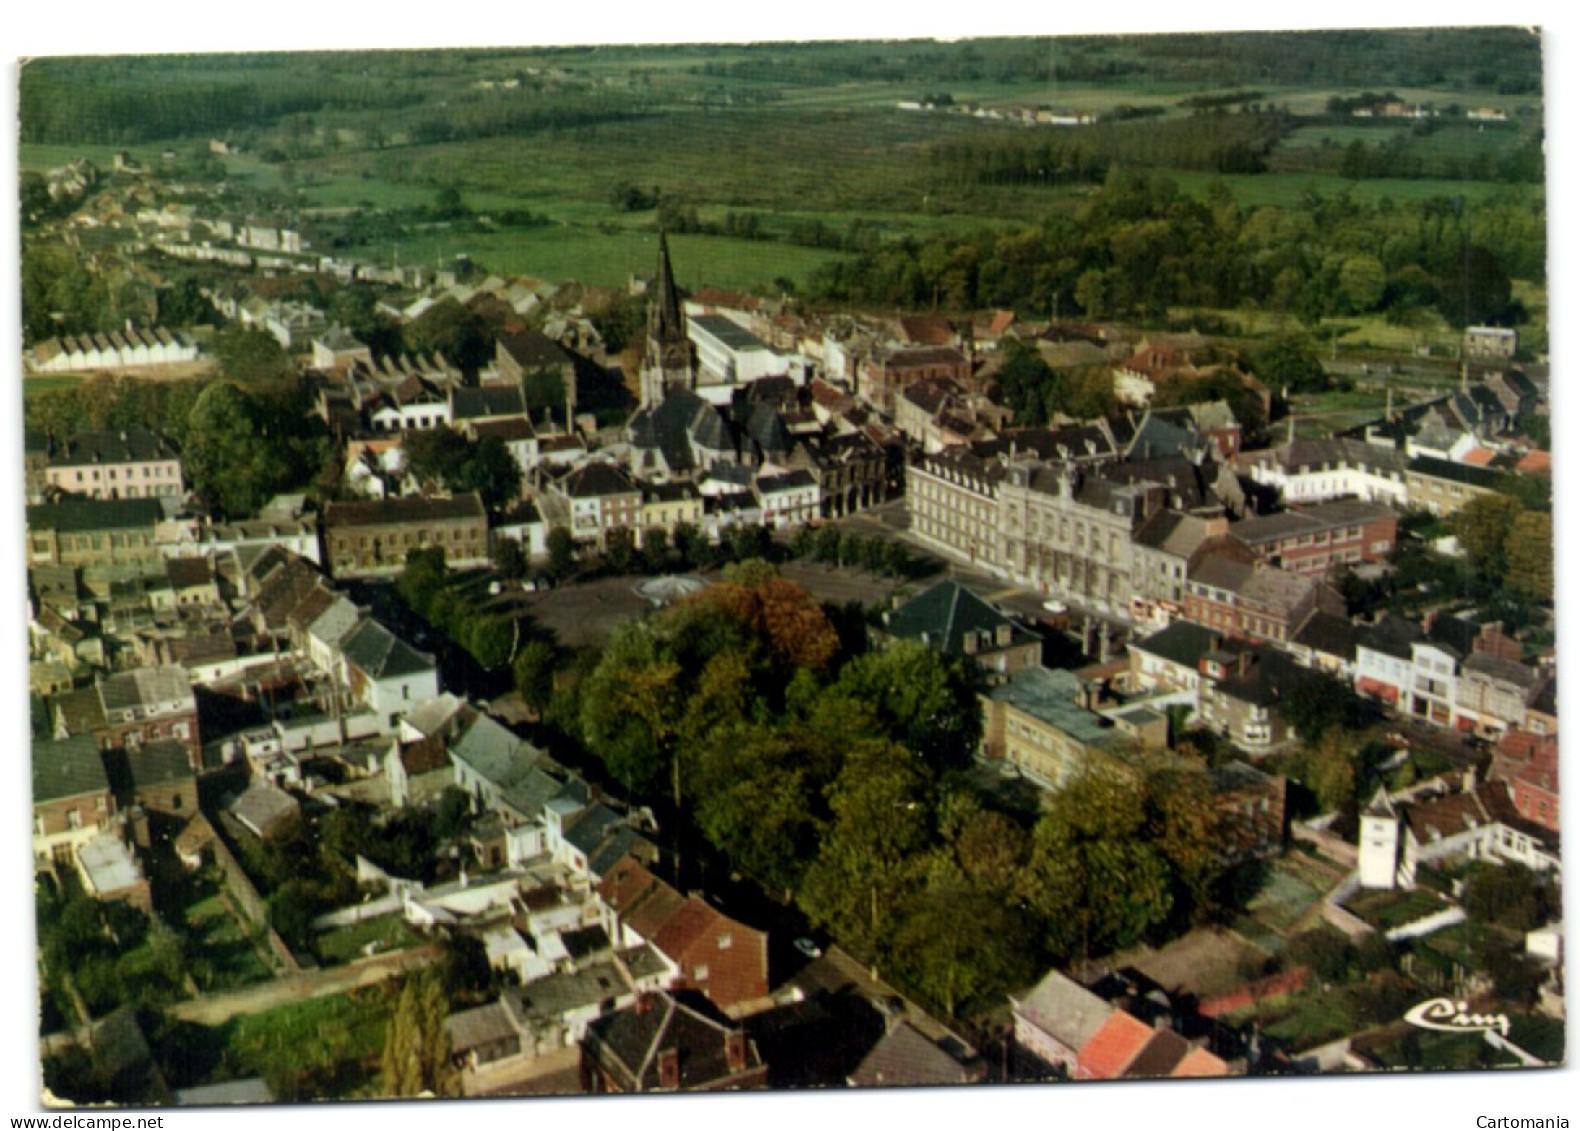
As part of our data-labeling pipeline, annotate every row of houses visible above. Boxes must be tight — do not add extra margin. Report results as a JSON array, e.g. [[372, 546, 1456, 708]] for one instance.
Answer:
[[26, 326, 199, 374]]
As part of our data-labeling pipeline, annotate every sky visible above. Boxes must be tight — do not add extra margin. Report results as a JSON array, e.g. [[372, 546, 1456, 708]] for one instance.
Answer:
[[3, 0, 1573, 1125]]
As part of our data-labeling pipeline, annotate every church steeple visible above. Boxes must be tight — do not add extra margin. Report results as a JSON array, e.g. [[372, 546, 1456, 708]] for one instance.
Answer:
[[640, 231, 697, 408]]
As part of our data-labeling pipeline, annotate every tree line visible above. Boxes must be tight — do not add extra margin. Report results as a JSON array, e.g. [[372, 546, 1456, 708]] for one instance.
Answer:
[[928, 109, 1292, 188], [804, 170, 1541, 328]]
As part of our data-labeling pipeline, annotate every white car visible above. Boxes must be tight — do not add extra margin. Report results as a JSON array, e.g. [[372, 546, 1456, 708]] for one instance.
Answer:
[[1043, 599, 1068, 614], [794, 937, 822, 959]]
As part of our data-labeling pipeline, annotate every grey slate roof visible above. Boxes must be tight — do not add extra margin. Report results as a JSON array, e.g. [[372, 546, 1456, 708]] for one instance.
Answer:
[[127, 739, 194, 789], [32, 733, 110, 803], [986, 668, 1114, 748], [848, 1021, 976, 1088], [884, 580, 1038, 659], [503, 961, 630, 1029], [1129, 621, 1229, 668], [1014, 969, 1112, 1052], [1355, 614, 1425, 661], [338, 619, 435, 681], [1292, 610, 1359, 662], [582, 991, 756, 1092]]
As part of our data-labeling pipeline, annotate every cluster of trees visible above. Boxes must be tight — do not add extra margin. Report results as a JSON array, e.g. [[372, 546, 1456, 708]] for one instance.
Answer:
[[553, 566, 1234, 1017], [1327, 131, 1544, 186], [25, 328, 329, 518], [805, 170, 1539, 329], [928, 110, 1290, 189], [993, 340, 1118, 426], [1453, 493, 1554, 603], [405, 90, 644, 147], [381, 969, 459, 1098], [36, 876, 190, 1016], [400, 427, 522, 512], [398, 549, 521, 672], [21, 243, 153, 344], [788, 525, 914, 577]]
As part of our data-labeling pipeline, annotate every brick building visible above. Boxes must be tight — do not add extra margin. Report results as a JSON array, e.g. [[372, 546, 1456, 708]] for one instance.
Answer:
[[323, 493, 489, 578]]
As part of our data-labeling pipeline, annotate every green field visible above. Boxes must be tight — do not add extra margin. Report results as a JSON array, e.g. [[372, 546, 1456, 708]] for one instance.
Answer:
[[22, 375, 86, 397]]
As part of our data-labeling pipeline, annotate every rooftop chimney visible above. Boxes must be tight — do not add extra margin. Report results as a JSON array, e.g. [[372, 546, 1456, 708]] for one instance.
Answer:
[[725, 1030, 748, 1073], [656, 1047, 680, 1090]]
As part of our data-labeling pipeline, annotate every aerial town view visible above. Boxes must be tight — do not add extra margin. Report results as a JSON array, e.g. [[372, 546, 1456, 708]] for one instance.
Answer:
[[14, 23, 1564, 1111]]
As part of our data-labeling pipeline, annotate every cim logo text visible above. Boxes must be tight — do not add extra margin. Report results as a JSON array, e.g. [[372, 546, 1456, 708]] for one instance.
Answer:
[[1402, 997, 1511, 1037]]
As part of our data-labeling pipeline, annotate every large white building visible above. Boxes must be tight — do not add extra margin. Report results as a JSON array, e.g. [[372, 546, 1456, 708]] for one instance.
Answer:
[[686, 310, 798, 404]]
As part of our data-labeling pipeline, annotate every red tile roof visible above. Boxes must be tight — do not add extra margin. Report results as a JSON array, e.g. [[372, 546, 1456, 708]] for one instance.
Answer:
[[1172, 1045, 1231, 1077], [1076, 1011, 1154, 1079], [1517, 449, 1552, 474]]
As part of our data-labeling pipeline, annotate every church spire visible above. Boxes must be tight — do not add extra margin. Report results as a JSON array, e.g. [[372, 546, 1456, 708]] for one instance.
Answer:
[[653, 230, 684, 343], [639, 231, 697, 408]]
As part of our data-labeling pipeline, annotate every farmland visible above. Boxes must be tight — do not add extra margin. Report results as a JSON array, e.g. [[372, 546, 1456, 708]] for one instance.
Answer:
[[20, 30, 1545, 297]]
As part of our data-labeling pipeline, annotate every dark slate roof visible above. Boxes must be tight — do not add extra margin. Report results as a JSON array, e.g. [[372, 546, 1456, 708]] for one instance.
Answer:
[[1122, 413, 1199, 461], [884, 580, 1038, 659], [324, 493, 485, 528], [1209, 759, 1279, 795], [49, 686, 107, 736], [561, 924, 614, 963], [1355, 614, 1424, 661], [497, 329, 572, 370], [451, 384, 527, 421], [1407, 455, 1501, 489], [629, 394, 700, 474], [1424, 614, 1481, 658], [127, 739, 193, 789], [562, 461, 640, 499], [562, 802, 625, 857], [1121, 1028, 1191, 1079], [1528, 672, 1558, 715], [339, 619, 435, 680], [1130, 621, 1224, 667], [743, 401, 792, 458], [1209, 648, 1305, 708], [33, 733, 110, 803], [583, 991, 758, 1092], [27, 498, 163, 533], [1293, 610, 1359, 661], [46, 429, 180, 467]]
